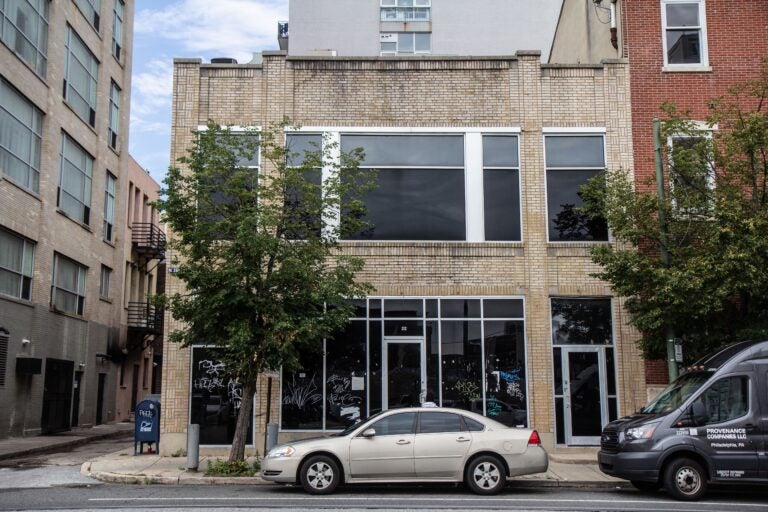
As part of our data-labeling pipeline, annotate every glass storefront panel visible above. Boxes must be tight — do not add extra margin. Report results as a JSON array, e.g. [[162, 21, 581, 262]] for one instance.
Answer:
[[281, 349, 324, 430], [278, 297, 528, 432], [190, 347, 253, 445], [440, 321, 482, 412], [484, 320, 527, 427], [326, 320, 367, 429]]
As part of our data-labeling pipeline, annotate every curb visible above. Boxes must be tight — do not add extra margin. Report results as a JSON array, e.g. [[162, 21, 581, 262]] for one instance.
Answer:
[[82, 467, 630, 489], [0, 428, 133, 461]]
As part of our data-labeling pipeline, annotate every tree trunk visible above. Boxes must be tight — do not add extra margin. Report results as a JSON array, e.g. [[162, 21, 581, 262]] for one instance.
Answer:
[[228, 377, 256, 462]]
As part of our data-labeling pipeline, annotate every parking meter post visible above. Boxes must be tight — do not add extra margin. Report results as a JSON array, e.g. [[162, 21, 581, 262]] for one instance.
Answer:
[[187, 423, 200, 471]]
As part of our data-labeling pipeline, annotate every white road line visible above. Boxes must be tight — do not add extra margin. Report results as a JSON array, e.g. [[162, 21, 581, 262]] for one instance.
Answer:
[[88, 496, 768, 508]]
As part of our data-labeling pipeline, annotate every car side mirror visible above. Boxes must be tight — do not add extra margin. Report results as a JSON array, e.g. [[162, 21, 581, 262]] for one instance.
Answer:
[[362, 428, 376, 438], [690, 400, 709, 426]]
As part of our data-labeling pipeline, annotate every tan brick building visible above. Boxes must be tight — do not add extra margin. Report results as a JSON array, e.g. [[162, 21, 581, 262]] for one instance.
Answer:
[[162, 47, 644, 454], [0, 0, 134, 437]]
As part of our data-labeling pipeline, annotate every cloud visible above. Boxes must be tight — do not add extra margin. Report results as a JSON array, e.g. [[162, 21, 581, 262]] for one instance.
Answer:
[[130, 58, 173, 134], [135, 0, 288, 62]]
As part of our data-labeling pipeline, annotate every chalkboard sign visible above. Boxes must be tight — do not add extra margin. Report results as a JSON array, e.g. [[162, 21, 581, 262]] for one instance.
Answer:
[[191, 347, 252, 445]]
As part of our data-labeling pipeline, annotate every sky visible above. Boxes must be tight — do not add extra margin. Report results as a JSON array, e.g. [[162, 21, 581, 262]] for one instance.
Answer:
[[129, 0, 288, 184]]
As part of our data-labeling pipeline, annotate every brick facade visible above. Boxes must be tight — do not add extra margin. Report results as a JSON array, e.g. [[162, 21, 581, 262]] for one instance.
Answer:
[[0, 0, 134, 437], [621, 0, 768, 187], [162, 51, 644, 454]]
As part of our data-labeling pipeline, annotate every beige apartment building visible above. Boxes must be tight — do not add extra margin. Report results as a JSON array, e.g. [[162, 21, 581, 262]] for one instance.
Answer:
[[0, 0, 134, 438], [162, 38, 645, 453], [114, 156, 165, 421]]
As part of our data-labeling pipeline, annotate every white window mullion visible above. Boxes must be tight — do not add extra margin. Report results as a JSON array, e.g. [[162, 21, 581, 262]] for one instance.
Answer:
[[322, 131, 341, 238], [465, 131, 484, 242]]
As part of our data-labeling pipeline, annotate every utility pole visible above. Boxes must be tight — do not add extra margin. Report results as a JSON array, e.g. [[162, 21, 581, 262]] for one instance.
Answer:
[[653, 118, 679, 382]]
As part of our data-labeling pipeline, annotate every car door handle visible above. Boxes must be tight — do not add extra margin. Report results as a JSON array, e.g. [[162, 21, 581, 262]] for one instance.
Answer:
[[396, 439, 411, 445], [456, 437, 470, 442]]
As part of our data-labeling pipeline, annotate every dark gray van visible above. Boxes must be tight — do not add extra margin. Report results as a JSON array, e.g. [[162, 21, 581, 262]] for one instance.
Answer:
[[598, 340, 768, 500]]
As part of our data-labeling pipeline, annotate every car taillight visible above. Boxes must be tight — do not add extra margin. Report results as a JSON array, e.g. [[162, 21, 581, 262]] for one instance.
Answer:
[[527, 430, 541, 446]]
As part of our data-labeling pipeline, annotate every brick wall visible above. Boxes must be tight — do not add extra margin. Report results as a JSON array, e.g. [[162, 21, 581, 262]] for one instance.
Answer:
[[161, 52, 644, 453], [622, 0, 768, 187]]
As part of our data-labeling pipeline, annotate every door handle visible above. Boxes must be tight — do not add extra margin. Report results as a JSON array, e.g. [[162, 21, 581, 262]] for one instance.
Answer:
[[396, 439, 411, 445], [456, 437, 470, 442]]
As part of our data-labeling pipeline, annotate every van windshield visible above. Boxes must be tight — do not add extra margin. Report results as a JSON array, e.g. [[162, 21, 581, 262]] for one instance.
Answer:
[[641, 371, 714, 414]]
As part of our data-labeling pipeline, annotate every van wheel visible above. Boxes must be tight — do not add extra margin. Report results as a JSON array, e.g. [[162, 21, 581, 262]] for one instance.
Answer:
[[631, 480, 661, 493], [299, 455, 340, 495], [466, 455, 506, 495], [664, 457, 707, 501]]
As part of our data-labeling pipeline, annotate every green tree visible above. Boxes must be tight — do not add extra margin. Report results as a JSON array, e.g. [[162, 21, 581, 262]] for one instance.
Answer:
[[581, 64, 768, 360], [157, 121, 374, 461]]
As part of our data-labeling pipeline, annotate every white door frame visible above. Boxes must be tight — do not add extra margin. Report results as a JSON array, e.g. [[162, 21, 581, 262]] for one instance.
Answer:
[[382, 336, 426, 410], [560, 346, 609, 446]]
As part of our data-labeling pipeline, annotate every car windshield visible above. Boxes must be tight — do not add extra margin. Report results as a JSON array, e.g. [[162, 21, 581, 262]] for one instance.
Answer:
[[641, 371, 714, 414], [333, 410, 387, 437]]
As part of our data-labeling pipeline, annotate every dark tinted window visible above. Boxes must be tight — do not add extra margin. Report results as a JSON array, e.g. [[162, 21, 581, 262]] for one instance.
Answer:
[[545, 136, 604, 168], [342, 135, 463, 167], [286, 134, 322, 166], [484, 169, 521, 241], [463, 416, 485, 432], [698, 376, 749, 424], [483, 299, 524, 318], [344, 168, 466, 240], [370, 412, 416, 436], [441, 299, 480, 318], [483, 135, 518, 167], [546, 169, 607, 241], [384, 299, 423, 318], [551, 298, 613, 345], [418, 412, 463, 433]]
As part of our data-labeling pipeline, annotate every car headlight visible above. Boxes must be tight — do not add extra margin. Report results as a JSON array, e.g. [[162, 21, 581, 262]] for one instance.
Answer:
[[267, 446, 296, 458], [624, 422, 659, 441]]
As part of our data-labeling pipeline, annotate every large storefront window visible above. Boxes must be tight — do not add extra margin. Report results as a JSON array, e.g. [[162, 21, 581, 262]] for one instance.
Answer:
[[281, 297, 527, 431], [340, 135, 466, 240], [190, 347, 253, 445]]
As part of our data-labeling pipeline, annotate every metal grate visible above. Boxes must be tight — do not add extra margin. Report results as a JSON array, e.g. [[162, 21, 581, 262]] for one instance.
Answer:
[[0, 329, 8, 386], [600, 425, 619, 453]]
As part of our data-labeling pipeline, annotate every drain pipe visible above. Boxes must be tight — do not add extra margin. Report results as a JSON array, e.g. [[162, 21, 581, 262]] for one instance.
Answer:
[[610, 0, 618, 49]]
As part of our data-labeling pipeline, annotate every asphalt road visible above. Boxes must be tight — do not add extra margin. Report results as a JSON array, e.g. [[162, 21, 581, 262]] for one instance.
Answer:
[[0, 437, 767, 512]]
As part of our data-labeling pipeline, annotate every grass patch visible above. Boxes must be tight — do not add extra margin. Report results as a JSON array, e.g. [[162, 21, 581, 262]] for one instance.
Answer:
[[205, 457, 261, 477]]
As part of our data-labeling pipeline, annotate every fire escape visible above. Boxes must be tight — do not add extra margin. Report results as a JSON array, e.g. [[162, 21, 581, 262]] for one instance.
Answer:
[[127, 223, 166, 354]]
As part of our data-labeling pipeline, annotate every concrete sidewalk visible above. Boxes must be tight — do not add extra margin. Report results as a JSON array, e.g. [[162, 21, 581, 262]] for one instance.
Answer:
[[80, 447, 629, 488], [0, 422, 134, 461]]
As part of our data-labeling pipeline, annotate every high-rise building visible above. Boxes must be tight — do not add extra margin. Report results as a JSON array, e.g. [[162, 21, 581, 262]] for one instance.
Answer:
[[0, 0, 134, 438]]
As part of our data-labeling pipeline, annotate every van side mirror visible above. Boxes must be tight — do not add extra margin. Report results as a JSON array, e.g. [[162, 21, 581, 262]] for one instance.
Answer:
[[362, 428, 376, 438], [690, 400, 709, 426]]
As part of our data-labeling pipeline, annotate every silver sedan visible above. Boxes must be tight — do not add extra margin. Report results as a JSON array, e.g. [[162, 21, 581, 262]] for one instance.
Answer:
[[261, 407, 548, 495]]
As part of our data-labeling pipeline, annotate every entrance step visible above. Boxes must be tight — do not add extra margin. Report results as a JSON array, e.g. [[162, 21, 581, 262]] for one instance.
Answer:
[[549, 447, 599, 464]]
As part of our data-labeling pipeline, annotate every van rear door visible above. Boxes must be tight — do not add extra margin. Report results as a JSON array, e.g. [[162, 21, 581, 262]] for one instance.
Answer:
[[687, 375, 760, 480]]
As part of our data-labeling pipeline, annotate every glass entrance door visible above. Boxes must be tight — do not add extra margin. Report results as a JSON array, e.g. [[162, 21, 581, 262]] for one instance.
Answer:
[[561, 348, 608, 445], [384, 338, 425, 410]]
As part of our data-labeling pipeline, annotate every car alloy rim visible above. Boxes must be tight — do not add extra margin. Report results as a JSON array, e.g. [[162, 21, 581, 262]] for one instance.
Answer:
[[675, 466, 701, 495], [307, 461, 334, 489], [473, 462, 501, 489]]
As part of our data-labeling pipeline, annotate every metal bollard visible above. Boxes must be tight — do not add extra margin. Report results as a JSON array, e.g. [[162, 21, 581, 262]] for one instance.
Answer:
[[187, 424, 200, 471], [266, 422, 278, 452]]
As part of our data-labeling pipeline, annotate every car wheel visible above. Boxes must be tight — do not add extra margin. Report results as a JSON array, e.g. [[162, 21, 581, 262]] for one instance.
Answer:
[[299, 455, 341, 495], [466, 455, 506, 495], [631, 480, 661, 493], [664, 457, 707, 501]]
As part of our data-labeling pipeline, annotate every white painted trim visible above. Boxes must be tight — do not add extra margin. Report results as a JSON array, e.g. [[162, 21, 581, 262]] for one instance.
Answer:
[[322, 131, 341, 237], [660, 0, 709, 69], [465, 132, 484, 242], [196, 125, 262, 132], [293, 126, 521, 134], [542, 127, 606, 134]]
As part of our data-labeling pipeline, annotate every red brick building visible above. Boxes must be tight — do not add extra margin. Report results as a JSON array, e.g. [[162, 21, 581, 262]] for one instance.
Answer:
[[620, 0, 768, 387]]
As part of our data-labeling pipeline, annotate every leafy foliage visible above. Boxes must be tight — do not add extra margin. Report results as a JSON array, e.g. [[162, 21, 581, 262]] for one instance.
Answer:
[[581, 62, 768, 360], [157, 120, 375, 460], [205, 457, 261, 477]]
